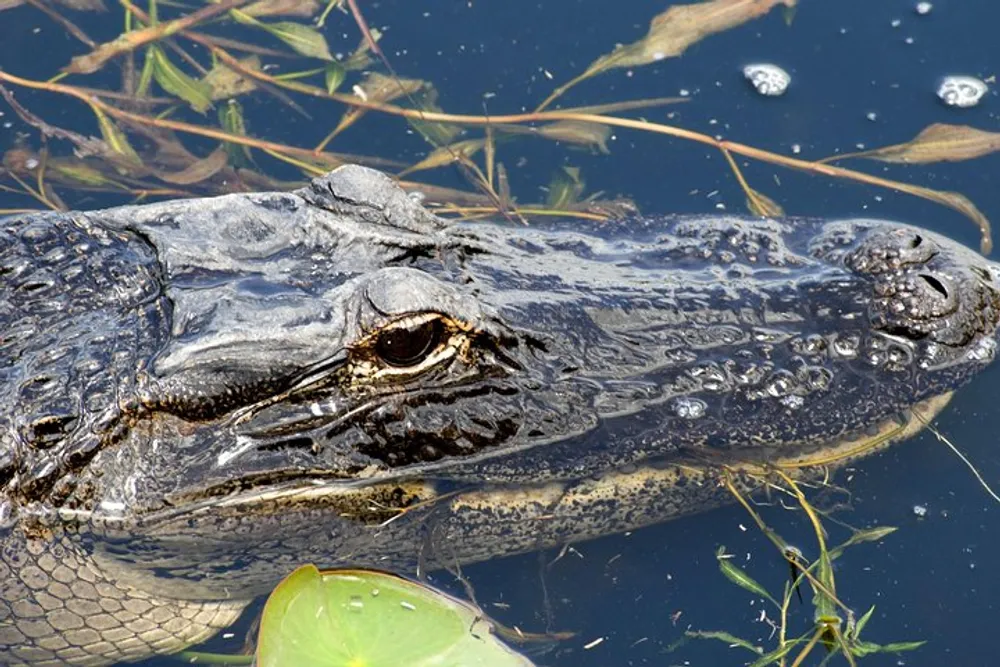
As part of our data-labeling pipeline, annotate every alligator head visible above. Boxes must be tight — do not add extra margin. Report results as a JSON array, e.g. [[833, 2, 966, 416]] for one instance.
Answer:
[[3, 165, 999, 597]]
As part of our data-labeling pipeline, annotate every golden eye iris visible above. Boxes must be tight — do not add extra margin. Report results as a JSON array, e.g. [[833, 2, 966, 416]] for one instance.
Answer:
[[373, 317, 443, 367]]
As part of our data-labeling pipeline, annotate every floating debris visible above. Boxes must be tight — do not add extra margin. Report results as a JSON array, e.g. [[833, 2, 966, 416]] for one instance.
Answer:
[[937, 75, 988, 108], [742, 63, 790, 97], [915, 2, 932, 15], [912, 504, 928, 518]]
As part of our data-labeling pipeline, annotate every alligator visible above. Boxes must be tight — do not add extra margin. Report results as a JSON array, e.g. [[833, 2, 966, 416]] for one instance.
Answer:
[[1, 164, 999, 665]]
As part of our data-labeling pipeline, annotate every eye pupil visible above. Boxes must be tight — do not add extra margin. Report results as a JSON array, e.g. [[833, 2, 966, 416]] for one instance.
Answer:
[[374, 319, 442, 367]]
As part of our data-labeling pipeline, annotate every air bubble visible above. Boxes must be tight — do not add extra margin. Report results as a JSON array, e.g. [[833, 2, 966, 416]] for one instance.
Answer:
[[671, 397, 707, 420], [742, 63, 791, 97], [764, 370, 796, 397], [780, 395, 804, 410], [937, 75, 987, 108], [831, 335, 860, 358]]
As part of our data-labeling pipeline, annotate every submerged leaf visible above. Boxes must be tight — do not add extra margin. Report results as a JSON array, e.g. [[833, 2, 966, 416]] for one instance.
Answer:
[[324, 61, 346, 94], [746, 640, 799, 667], [536, 121, 611, 153], [264, 21, 333, 60], [153, 146, 229, 185], [602, 0, 795, 68], [852, 640, 927, 657], [496, 162, 514, 212], [342, 30, 382, 71], [203, 56, 261, 100], [851, 605, 876, 639], [67, 0, 247, 74], [546, 166, 586, 208], [356, 72, 426, 105], [829, 526, 897, 560], [149, 46, 213, 113], [53, 0, 106, 10], [317, 73, 426, 149], [745, 188, 784, 217], [685, 630, 764, 655], [242, 0, 319, 17], [716, 546, 779, 606], [398, 139, 485, 177], [538, 0, 796, 110], [90, 106, 141, 165], [233, 11, 333, 59], [830, 123, 1000, 164], [50, 161, 117, 187], [219, 100, 254, 168], [406, 88, 463, 147]]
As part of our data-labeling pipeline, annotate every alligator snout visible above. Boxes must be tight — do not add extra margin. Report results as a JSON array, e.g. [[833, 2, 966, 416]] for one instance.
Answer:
[[843, 223, 1000, 350], [846, 227, 938, 275]]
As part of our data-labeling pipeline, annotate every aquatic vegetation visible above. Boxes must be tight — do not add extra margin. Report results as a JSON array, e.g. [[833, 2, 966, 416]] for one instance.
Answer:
[[685, 473, 927, 666], [2, 1, 998, 664], [177, 566, 534, 666], [0, 0, 995, 252]]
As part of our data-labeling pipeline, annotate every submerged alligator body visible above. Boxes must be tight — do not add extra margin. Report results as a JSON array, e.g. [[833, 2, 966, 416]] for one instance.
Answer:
[[2, 165, 999, 665]]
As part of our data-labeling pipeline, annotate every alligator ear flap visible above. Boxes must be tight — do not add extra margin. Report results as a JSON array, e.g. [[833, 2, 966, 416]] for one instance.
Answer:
[[300, 165, 450, 235]]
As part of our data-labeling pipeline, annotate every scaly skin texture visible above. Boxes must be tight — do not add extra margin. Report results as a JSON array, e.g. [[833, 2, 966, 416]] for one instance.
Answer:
[[2, 165, 1000, 665]]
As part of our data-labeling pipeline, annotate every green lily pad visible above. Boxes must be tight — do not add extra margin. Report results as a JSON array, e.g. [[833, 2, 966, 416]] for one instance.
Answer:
[[256, 565, 535, 667]]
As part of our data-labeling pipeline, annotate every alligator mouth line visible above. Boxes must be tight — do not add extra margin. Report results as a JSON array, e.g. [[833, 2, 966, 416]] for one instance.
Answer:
[[124, 392, 954, 541]]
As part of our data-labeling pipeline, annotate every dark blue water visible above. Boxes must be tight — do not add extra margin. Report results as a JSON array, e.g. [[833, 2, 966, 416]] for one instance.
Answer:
[[2, 1, 998, 665]]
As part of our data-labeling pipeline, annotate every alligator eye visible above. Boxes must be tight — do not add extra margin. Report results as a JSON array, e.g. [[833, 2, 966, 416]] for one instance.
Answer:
[[374, 317, 443, 367]]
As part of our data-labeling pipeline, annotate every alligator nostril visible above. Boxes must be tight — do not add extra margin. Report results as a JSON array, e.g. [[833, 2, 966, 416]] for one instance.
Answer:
[[919, 273, 949, 299]]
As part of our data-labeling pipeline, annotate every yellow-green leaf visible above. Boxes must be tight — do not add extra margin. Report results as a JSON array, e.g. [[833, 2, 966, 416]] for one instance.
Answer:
[[219, 100, 254, 168], [265, 21, 333, 60], [342, 30, 381, 70], [51, 162, 116, 186], [536, 121, 611, 153], [828, 526, 897, 560], [405, 87, 462, 146], [324, 61, 346, 94], [745, 188, 784, 217], [496, 162, 514, 212], [53, 0, 105, 10], [594, 0, 795, 71], [318, 73, 426, 147], [398, 139, 485, 177], [747, 640, 799, 667], [685, 630, 764, 655], [852, 605, 876, 639], [154, 146, 229, 185], [203, 56, 261, 100], [90, 105, 141, 164], [149, 46, 213, 113], [538, 0, 796, 110], [243, 0, 319, 17], [852, 639, 926, 657], [546, 166, 586, 209], [716, 546, 779, 607], [836, 123, 1000, 164]]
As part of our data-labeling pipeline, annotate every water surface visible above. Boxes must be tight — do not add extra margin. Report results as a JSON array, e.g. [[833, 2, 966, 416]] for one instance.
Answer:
[[1, 1, 998, 665]]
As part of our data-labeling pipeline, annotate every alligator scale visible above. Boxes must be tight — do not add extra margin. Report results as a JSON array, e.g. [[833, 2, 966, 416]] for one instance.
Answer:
[[2, 165, 999, 665]]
